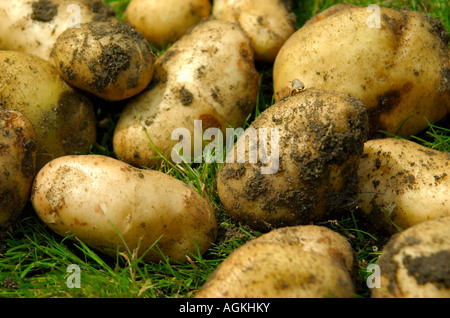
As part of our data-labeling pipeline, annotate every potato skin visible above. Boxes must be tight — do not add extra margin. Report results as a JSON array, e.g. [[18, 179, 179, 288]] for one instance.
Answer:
[[0, 51, 97, 171], [53, 21, 156, 101], [217, 88, 369, 232], [31, 155, 218, 263], [0, 110, 36, 230], [372, 216, 450, 298], [273, 6, 449, 138], [357, 138, 450, 235]]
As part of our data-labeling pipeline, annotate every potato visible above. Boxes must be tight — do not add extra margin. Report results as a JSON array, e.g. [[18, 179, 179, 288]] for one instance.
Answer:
[[0, 0, 119, 61], [52, 21, 156, 101], [196, 225, 355, 298], [124, 0, 211, 49], [0, 50, 97, 171], [217, 88, 369, 232], [113, 19, 259, 168], [357, 138, 450, 235], [0, 110, 37, 231], [372, 216, 450, 298], [31, 155, 218, 263], [212, 0, 297, 62], [273, 6, 450, 138]]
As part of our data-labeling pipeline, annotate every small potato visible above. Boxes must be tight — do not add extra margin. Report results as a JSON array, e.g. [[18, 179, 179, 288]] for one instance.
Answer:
[[213, 0, 297, 62], [372, 216, 450, 298], [0, 110, 36, 230], [196, 225, 355, 298], [217, 88, 369, 232], [273, 6, 449, 138], [124, 0, 211, 49], [357, 138, 450, 235], [53, 21, 156, 101], [0, 51, 97, 171], [31, 155, 218, 263]]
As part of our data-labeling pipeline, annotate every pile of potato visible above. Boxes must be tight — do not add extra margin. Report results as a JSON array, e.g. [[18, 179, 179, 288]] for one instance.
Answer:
[[0, 0, 449, 298]]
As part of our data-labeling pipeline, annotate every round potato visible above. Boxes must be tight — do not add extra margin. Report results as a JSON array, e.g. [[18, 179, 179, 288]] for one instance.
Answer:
[[0, 110, 37, 231], [0, 50, 97, 171], [31, 155, 218, 263], [217, 88, 369, 232], [124, 0, 211, 49], [357, 138, 450, 235], [372, 216, 450, 298], [53, 21, 156, 101], [273, 6, 449, 138], [212, 0, 297, 62]]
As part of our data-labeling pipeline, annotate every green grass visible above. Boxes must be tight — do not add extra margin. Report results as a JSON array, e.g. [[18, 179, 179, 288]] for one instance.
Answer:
[[1, 0, 449, 298]]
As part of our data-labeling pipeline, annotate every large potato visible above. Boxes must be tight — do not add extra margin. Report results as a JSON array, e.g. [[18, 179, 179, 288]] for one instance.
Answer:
[[217, 88, 369, 232], [31, 155, 218, 263], [357, 138, 450, 235], [212, 0, 297, 62], [196, 225, 355, 298], [0, 110, 36, 231], [124, 0, 211, 49], [0, 51, 97, 171], [113, 19, 259, 168], [52, 21, 155, 101], [372, 216, 450, 298], [0, 0, 118, 61], [273, 6, 449, 138]]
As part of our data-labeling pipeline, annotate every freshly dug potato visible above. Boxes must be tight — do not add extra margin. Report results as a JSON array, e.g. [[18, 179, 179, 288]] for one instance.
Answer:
[[0, 0, 119, 61], [217, 88, 369, 232], [0, 110, 36, 231], [0, 51, 97, 171], [357, 138, 450, 235], [52, 21, 156, 101], [31, 155, 218, 263], [273, 6, 450, 138], [212, 0, 297, 62], [372, 216, 450, 298], [113, 19, 259, 168], [196, 225, 356, 298], [124, 0, 211, 49]]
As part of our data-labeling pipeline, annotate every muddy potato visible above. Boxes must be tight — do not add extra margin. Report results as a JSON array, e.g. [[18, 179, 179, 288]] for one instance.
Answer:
[[124, 0, 211, 49], [0, 110, 36, 231], [0, 0, 118, 61], [196, 225, 355, 298], [357, 138, 450, 235], [273, 6, 450, 138], [0, 51, 97, 171], [53, 21, 155, 101], [212, 0, 297, 62], [372, 216, 450, 298], [113, 19, 259, 168], [31, 155, 218, 263], [217, 88, 369, 232]]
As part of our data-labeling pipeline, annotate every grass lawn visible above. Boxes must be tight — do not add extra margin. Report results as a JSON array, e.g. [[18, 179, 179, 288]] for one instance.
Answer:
[[0, 0, 449, 298]]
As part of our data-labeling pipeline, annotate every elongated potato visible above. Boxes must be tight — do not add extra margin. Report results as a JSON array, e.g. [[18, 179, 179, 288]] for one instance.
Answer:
[[31, 155, 218, 263], [113, 19, 259, 168], [357, 138, 450, 235], [0, 51, 97, 171]]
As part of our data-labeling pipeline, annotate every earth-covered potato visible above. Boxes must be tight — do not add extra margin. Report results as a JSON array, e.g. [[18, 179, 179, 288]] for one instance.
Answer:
[[52, 21, 156, 101], [0, 110, 37, 231], [357, 138, 450, 235], [273, 6, 450, 138], [372, 216, 450, 298], [31, 155, 218, 263], [196, 225, 356, 298], [113, 19, 259, 168], [0, 50, 97, 171], [124, 0, 211, 49], [217, 88, 369, 232], [0, 0, 119, 61]]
